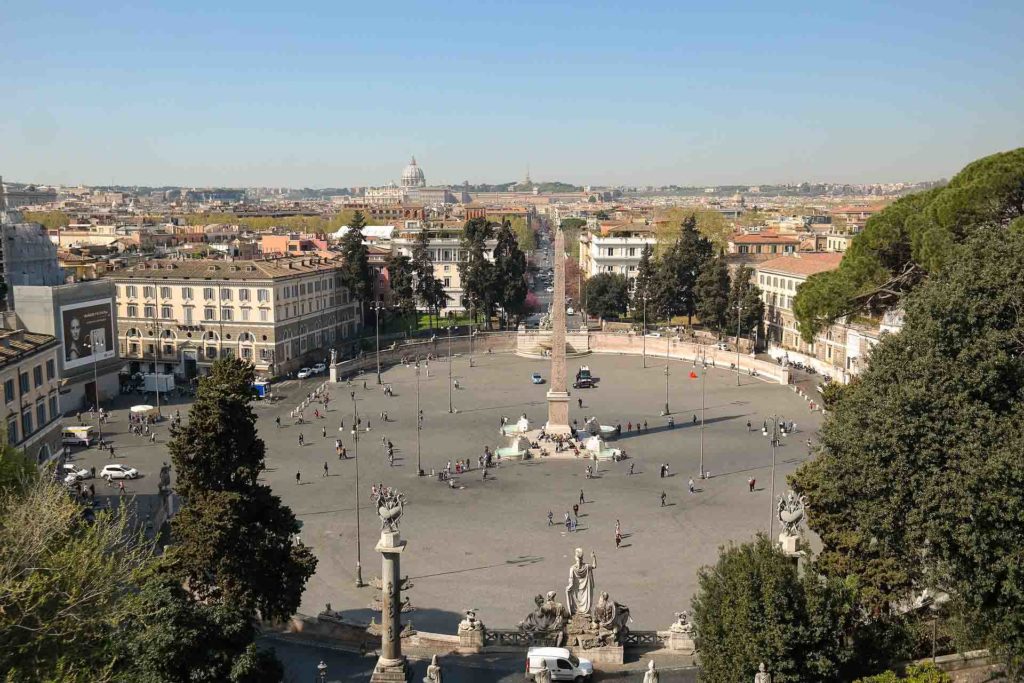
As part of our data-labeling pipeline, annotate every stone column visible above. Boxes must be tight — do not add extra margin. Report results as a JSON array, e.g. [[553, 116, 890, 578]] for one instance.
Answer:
[[546, 227, 571, 435], [370, 530, 411, 682]]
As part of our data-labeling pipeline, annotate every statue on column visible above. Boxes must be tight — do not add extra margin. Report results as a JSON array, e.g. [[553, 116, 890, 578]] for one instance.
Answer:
[[643, 660, 659, 683], [423, 654, 442, 683], [566, 548, 597, 615], [754, 662, 771, 683]]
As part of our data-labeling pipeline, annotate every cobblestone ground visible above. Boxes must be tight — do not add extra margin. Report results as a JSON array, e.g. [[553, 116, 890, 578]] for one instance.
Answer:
[[71, 352, 821, 634]]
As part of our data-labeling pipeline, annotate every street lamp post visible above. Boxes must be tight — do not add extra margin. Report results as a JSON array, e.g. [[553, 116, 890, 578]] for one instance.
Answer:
[[642, 296, 647, 369], [317, 660, 328, 683], [373, 301, 383, 385], [447, 324, 453, 414], [662, 320, 670, 416], [699, 347, 707, 479], [415, 360, 422, 476], [735, 298, 743, 386], [351, 392, 365, 587], [87, 331, 104, 442], [766, 415, 781, 538]]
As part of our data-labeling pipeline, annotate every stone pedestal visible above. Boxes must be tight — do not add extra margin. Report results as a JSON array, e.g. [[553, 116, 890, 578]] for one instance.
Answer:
[[666, 633, 697, 654], [545, 391, 572, 435], [779, 533, 799, 555], [370, 531, 411, 683], [457, 625, 485, 652], [570, 644, 624, 664]]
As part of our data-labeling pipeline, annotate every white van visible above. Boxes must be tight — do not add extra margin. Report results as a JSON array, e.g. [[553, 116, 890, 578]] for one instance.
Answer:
[[525, 647, 593, 681], [62, 425, 95, 447]]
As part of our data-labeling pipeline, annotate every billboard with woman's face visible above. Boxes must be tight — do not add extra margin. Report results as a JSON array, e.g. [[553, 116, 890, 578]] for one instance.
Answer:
[[61, 299, 116, 369]]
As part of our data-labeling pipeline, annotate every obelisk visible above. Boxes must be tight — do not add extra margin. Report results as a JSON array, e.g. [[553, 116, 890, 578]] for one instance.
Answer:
[[546, 227, 572, 435]]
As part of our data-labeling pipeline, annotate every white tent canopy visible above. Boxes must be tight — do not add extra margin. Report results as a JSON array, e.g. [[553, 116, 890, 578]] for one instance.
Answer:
[[332, 225, 394, 241]]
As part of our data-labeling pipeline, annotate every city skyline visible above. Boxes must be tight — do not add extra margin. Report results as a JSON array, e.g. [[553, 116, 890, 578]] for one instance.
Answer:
[[4, 1, 1022, 187]]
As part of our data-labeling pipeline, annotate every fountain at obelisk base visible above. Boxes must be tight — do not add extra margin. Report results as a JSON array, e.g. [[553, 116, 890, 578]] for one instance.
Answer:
[[546, 226, 572, 436]]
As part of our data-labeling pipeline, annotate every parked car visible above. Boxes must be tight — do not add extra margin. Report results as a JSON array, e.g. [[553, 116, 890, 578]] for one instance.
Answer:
[[545, 287, 554, 293], [297, 367, 313, 379], [100, 464, 139, 481], [525, 647, 593, 681], [312, 362, 327, 375], [566, 307, 575, 315], [62, 463, 90, 481], [716, 342, 729, 351], [531, 372, 545, 384]]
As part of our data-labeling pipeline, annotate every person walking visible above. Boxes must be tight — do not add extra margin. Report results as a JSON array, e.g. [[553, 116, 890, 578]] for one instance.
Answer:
[[692, 414, 697, 425], [572, 503, 579, 519], [578, 397, 583, 409], [748, 477, 756, 492], [276, 416, 281, 428], [118, 480, 126, 495], [643, 420, 648, 431], [547, 511, 554, 526], [688, 478, 695, 494], [323, 462, 329, 477], [322, 426, 327, 438], [628, 462, 635, 476], [615, 522, 622, 548], [341, 446, 348, 459], [298, 433, 304, 446], [746, 420, 752, 432], [579, 489, 585, 505], [660, 491, 667, 507], [296, 471, 301, 485]]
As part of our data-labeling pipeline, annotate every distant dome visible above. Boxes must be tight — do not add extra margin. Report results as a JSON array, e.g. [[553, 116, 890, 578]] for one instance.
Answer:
[[401, 157, 426, 188]]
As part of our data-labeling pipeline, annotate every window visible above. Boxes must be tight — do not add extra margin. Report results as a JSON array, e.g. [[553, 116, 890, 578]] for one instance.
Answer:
[[21, 410, 32, 438], [204, 287, 215, 300], [19, 373, 29, 393], [444, 265, 450, 273], [204, 307, 216, 321], [7, 417, 17, 443], [4, 379, 14, 404], [629, 247, 636, 256], [221, 308, 233, 321], [48, 396, 58, 421], [607, 248, 614, 256], [127, 304, 138, 317], [259, 309, 269, 322], [160, 286, 172, 299], [257, 288, 269, 302], [260, 348, 272, 360], [241, 308, 250, 321], [164, 344, 174, 354], [129, 343, 139, 354], [184, 307, 193, 324], [182, 287, 193, 300], [161, 306, 172, 319], [126, 285, 137, 297], [146, 344, 154, 354], [206, 346, 217, 359], [220, 288, 232, 300], [143, 285, 155, 298], [33, 366, 42, 387], [144, 305, 155, 318], [241, 347, 253, 359], [36, 401, 46, 429], [443, 277, 451, 288], [239, 289, 250, 301]]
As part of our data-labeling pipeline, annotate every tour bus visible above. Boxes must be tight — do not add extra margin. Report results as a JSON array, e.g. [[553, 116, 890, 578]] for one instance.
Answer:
[[62, 425, 96, 447]]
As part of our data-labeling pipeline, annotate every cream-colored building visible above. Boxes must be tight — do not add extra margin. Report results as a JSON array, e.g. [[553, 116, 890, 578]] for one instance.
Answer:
[[392, 223, 496, 313], [0, 328, 63, 464], [109, 256, 361, 378], [578, 222, 657, 286]]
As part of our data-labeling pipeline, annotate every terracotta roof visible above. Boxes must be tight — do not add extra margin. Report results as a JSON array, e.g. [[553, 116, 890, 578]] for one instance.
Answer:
[[730, 234, 800, 244], [757, 253, 843, 277], [0, 329, 58, 367], [109, 257, 342, 281]]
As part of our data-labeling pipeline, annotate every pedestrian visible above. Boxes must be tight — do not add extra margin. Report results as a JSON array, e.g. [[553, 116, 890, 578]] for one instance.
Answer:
[[150, 432, 157, 444], [688, 478, 695, 494], [579, 489, 585, 505], [660, 491, 666, 507], [296, 471, 301, 484], [665, 463, 670, 477], [628, 462, 635, 476], [363, 380, 367, 390], [340, 417, 345, 430], [627, 421, 632, 432], [659, 464, 665, 479], [572, 503, 579, 518], [276, 416, 281, 428], [564, 512, 571, 531], [298, 433, 304, 446], [615, 520, 622, 548], [341, 447, 348, 459], [322, 426, 327, 438], [748, 477, 756, 492], [323, 462, 329, 477], [692, 414, 697, 425], [643, 420, 648, 431], [746, 420, 751, 432], [578, 397, 583, 409], [547, 511, 554, 526], [118, 480, 126, 494]]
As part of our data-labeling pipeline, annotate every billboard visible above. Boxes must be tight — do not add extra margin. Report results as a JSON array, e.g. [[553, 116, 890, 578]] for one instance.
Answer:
[[61, 299, 116, 370]]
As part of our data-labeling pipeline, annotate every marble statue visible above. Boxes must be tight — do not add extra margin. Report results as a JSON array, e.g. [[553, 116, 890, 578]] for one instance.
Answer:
[[670, 611, 694, 635], [423, 654, 442, 683], [519, 594, 547, 633], [543, 591, 570, 631], [518, 592, 567, 646], [643, 660, 659, 683], [754, 662, 771, 683], [372, 487, 406, 532], [330, 348, 337, 366], [593, 591, 631, 645], [566, 548, 597, 615], [777, 491, 807, 536], [459, 608, 482, 631]]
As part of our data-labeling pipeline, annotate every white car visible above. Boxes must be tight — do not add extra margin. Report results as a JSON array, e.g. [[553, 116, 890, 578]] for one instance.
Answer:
[[566, 307, 575, 315], [296, 367, 313, 379], [312, 362, 327, 375], [545, 287, 554, 293], [62, 463, 90, 480], [100, 464, 139, 481]]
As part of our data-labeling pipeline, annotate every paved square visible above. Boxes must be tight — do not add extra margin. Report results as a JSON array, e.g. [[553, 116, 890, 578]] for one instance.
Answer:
[[70, 351, 820, 634]]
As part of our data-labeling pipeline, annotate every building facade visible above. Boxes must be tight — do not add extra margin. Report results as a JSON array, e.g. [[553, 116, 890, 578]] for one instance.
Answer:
[[392, 223, 496, 313], [109, 256, 361, 379], [578, 223, 657, 286], [0, 328, 63, 464]]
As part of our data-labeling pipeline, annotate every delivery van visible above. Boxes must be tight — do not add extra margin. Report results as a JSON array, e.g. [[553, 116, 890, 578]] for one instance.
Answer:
[[525, 647, 593, 681]]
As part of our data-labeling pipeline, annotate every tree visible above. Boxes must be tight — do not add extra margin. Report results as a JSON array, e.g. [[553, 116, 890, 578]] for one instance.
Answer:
[[492, 221, 529, 327], [630, 243, 656, 322], [655, 208, 730, 253], [855, 663, 952, 683], [0, 434, 36, 496], [458, 217, 496, 328], [651, 216, 713, 323], [0, 479, 152, 682], [338, 210, 372, 307], [794, 148, 1024, 341], [385, 252, 416, 317], [692, 536, 857, 683], [724, 266, 765, 343], [411, 229, 441, 329], [694, 255, 731, 331], [584, 273, 630, 320], [559, 218, 587, 258], [791, 227, 1024, 673], [23, 210, 71, 231]]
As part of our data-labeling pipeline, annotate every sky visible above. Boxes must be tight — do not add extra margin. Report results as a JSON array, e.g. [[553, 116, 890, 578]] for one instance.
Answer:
[[2, 0, 1022, 188]]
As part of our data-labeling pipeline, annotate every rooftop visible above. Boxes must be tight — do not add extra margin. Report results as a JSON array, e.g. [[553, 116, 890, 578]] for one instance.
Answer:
[[109, 256, 342, 281], [0, 329, 59, 367], [757, 252, 844, 277]]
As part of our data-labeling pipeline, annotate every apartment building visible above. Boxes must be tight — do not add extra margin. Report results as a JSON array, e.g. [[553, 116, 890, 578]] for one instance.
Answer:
[[578, 222, 657, 285], [392, 223, 496, 313], [109, 256, 361, 378], [0, 328, 62, 463]]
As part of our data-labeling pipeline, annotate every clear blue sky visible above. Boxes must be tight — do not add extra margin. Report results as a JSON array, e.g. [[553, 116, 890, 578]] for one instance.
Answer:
[[3, 1, 1022, 188]]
